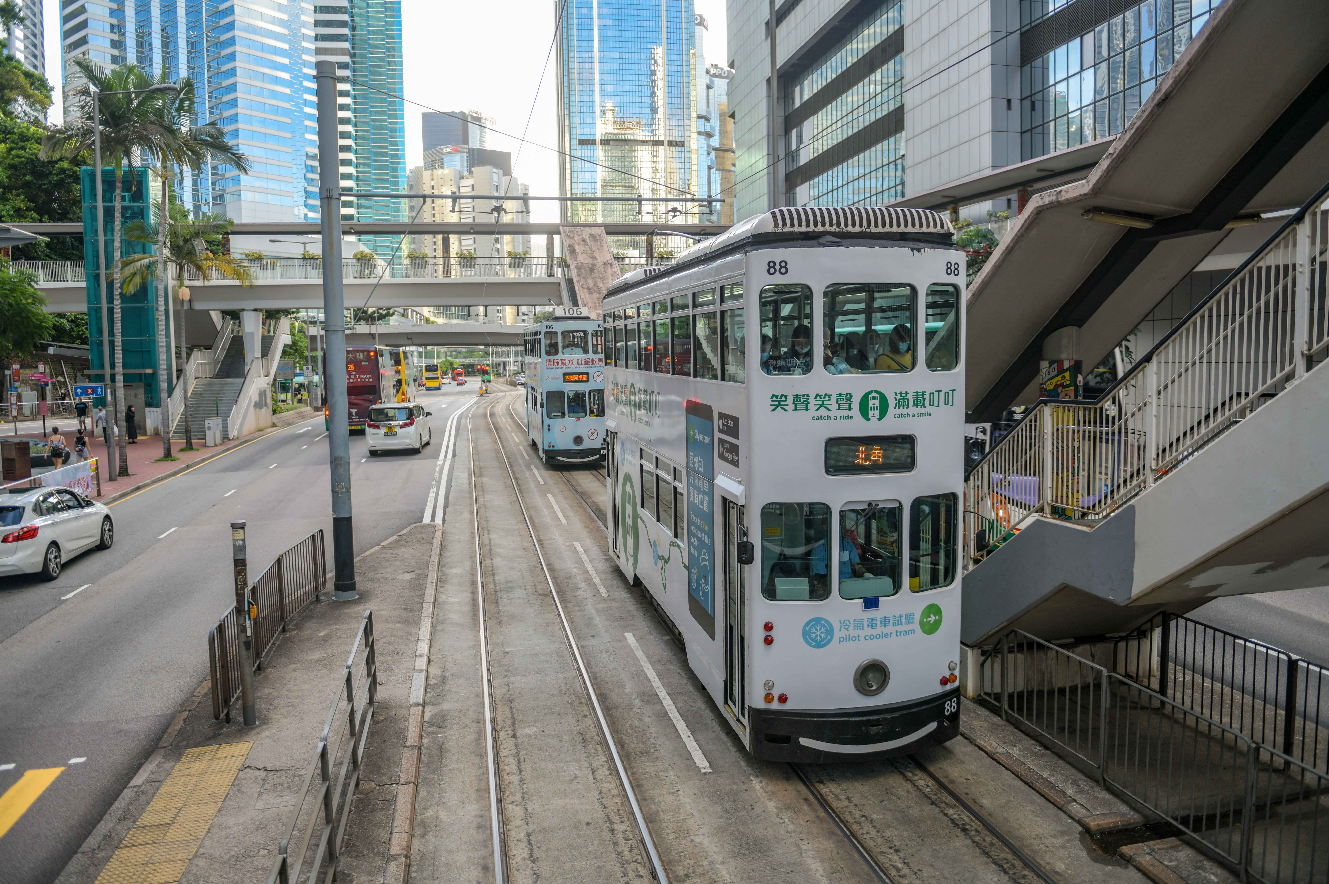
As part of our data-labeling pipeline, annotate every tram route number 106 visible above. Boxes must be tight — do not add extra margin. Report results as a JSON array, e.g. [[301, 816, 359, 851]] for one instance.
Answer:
[[766, 260, 789, 276]]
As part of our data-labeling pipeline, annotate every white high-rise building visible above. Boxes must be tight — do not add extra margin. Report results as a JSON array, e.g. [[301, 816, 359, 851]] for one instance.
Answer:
[[6, 0, 42, 76]]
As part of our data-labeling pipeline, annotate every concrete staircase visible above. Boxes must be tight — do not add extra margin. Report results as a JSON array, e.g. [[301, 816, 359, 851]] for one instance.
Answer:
[[172, 378, 246, 440], [213, 336, 247, 379]]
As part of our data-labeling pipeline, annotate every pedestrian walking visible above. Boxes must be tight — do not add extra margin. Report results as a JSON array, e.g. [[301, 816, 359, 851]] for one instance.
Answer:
[[75, 398, 88, 431], [48, 427, 68, 469], [94, 405, 112, 454], [74, 429, 89, 462], [125, 404, 138, 443]]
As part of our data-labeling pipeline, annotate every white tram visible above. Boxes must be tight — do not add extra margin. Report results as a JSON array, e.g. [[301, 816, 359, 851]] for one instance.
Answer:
[[521, 307, 607, 462], [602, 207, 965, 762]]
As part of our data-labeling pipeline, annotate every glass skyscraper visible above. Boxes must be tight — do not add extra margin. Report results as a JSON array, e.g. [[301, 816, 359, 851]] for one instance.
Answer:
[[349, 0, 406, 253], [555, 0, 699, 224]]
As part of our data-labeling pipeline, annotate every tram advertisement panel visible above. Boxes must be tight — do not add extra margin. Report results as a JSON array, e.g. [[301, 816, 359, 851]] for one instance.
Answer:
[[686, 400, 716, 639]]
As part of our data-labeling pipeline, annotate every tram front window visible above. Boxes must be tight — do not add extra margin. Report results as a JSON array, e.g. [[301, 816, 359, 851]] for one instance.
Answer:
[[567, 391, 588, 418], [562, 330, 588, 355], [546, 391, 566, 419], [838, 503, 902, 599], [760, 285, 814, 376], [924, 284, 960, 371], [760, 502, 831, 601], [591, 328, 604, 355], [911, 493, 958, 591], [823, 283, 915, 374], [545, 330, 558, 357], [589, 389, 604, 417]]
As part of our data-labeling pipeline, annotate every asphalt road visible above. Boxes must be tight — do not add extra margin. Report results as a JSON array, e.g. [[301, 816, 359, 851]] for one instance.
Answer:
[[0, 386, 477, 884]]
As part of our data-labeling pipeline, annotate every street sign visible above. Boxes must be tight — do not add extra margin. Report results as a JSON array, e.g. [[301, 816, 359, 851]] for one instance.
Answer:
[[73, 384, 105, 398], [276, 359, 296, 381]]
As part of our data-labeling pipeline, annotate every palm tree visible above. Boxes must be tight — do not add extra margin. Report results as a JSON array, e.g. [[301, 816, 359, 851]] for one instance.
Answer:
[[121, 201, 253, 449], [136, 73, 249, 456], [42, 59, 197, 476]]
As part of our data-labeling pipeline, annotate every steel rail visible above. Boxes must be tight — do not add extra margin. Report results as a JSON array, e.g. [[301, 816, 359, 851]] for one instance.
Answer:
[[482, 394, 671, 883], [788, 765, 895, 883], [467, 400, 509, 884]]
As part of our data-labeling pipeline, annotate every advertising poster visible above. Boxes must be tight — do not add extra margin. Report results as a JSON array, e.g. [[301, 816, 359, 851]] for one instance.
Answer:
[[685, 401, 716, 639]]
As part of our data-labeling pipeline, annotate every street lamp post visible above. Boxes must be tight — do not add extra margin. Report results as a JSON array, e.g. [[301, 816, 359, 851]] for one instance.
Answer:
[[177, 283, 193, 446]]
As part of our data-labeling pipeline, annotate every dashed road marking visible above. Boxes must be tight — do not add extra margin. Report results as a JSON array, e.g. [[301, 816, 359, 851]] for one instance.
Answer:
[[62, 584, 91, 600], [0, 764, 14, 771], [315, 432, 328, 440], [158, 527, 178, 539], [68, 757, 86, 764], [296, 427, 312, 433], [0, 767, 65, 839], [530, 465, 544, 485], [625, 633, 711, 773], [268, 463, 278, 469], [301, 445, 308, 450], [547, 494, 568, 525], [572, 542, 608, 598], [360, 457, 367, 463], [223, 489, 236, 498]]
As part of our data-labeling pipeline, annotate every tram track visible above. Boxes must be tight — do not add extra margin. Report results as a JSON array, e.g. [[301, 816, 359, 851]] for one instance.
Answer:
[[470, 394, 669, 884], [498, 392, 1063, 884]]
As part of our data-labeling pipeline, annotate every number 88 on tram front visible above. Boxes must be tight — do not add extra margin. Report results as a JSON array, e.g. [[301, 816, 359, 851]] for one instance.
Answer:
[[601, 207, 965, 762]]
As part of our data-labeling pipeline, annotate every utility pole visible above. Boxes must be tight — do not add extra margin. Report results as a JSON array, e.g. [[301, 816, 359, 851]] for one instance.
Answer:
[[316, 60, 357, 599], [91, 88, 118, 481], [231, 520, 257, 726]]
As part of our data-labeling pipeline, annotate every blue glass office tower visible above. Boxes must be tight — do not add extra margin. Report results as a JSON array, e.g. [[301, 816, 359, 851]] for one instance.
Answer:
[[350, 0, 406, 254], [555, 0, 699, 224]]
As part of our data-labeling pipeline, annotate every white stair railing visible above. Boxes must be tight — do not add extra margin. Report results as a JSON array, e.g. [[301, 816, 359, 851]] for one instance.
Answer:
[[227, 354, 265, 441], [167, 320, 234, 435], [965, 180, 1329, 563]]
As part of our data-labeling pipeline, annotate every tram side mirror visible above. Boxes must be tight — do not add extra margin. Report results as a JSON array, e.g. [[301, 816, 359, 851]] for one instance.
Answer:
[[737, 541, 755, 565]]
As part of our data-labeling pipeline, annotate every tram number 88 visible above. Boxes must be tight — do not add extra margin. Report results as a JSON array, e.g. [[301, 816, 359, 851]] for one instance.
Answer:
[[944, 698, 959, 716], [945, 261, 962, 277], [766, 260, 789, 276]]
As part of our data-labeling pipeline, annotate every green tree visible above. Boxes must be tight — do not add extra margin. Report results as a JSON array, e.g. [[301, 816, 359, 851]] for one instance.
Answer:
[[49, 313, 90, 346], [0, 0, 51, 123], [281, 324, 308, 368], [955, 223, 1000, 284], [0, 258, 52, 360]]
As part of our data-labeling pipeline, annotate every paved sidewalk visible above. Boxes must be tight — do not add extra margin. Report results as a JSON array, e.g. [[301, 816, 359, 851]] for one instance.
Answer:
[[56, 521, 440, 884]]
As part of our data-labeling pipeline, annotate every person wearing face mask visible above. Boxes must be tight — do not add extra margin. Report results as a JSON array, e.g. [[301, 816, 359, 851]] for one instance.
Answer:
[[785, 324, 814, 374], [760, 334, 774, 367], [874, 324, 913, 371]]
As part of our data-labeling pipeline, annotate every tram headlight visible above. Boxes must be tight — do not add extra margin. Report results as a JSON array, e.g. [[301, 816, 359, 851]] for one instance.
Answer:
[[853, 659, 890, 696]]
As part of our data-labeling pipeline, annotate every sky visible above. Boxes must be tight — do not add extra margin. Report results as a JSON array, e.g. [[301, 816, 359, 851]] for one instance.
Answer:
[[43, 0, 730, 226]]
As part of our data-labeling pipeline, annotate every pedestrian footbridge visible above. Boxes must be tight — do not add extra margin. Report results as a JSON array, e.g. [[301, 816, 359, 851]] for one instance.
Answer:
[[961, 186, 1329, 647]]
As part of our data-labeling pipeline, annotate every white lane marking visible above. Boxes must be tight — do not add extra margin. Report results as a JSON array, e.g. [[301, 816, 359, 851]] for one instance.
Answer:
[[0, 763, 13, 771], [315, 432, 328, 440], [301, 445, 308, 450], [509, 433, 522, 448], [61, 584, 92, 600], [268, 463, 277, 469], [422, 397, 476, 524], [546, 493, 568, 525], [158, 527, 178, 539], [223, 489, 236, 498], [69, 757, 86, 764], [530, 465, 544, 485], [625, 633, 711, 773], [360, 457, 367, 463], [572, 542, 608, 598], [296, 427, 312, 433]]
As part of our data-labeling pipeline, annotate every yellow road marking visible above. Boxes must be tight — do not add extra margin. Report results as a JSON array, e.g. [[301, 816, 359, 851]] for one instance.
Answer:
[[0, 767, 65, 839], [95, 742, 251, 884]]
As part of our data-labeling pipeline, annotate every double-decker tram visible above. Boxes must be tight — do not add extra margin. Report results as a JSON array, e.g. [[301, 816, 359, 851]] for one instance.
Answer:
[[602, 207, 965, 761], [521, 306, 607, 462]]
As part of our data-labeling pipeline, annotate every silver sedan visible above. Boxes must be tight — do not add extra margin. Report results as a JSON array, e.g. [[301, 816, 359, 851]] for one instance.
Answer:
[[0, 487, 115, 580]]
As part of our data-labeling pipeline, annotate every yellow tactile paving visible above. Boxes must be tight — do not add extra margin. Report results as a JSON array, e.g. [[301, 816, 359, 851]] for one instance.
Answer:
[[95, 742, 251, 884]]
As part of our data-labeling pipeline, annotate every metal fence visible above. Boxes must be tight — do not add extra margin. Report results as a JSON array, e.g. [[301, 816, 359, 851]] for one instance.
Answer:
[[266, 611, 377, 884], [208, 530, 327, 722], [980, 629, 1329, 883], [965, 179, 1329, 562], [230, 256, 565, 280]]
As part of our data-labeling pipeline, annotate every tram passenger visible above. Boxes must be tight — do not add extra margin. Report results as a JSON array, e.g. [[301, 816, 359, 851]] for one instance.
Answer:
[[810, 532, 866, 586], [768, 324, 814, 375], [873, 324, 913, 372], [760, 334, 774, 368]]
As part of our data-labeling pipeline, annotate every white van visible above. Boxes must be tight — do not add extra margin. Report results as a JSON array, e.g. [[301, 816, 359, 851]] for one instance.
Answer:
[[366, 403, 432, 455]]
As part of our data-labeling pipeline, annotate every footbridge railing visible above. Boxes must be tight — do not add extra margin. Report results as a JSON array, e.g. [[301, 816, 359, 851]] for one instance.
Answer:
[[965, 179, 1329, 562]]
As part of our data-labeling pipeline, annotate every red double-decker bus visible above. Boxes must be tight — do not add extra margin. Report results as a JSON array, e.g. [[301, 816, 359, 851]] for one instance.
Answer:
[[325, 346, 392, 431]]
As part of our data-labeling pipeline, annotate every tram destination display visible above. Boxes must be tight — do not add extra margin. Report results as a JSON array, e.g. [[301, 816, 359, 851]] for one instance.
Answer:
[[563, 371, 590, 383], [824, 435, 916, 476]]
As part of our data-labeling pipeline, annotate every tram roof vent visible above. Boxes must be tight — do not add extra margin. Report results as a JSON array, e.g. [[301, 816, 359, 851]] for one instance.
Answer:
[[610, 206, 953, 294]]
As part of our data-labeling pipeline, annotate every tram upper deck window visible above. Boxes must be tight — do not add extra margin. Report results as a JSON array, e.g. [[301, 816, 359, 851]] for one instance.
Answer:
[[760, 502, 831, 601], [721, 308, 745, 383], [625, 323, 638, 368], [637, 322, 651, 371], [721, 282, 743, 303], [672, 315, 692, 377], [837, 503, 902, 600], [671, 294, 690, 312], [567, 390, 588, 418], [694, 311, 720, 380], [544, 330, 558, 357], [694, 288, 717, 308], [910, 493, 958, 592], [654, 316, 672, 373], [654, 300, 668, 315], [924, 284, 959, 371], [591, 328, 604, 355], [823, 283, 915, 374], [589, 389, 604, 417], [546, 390, 566, 419], [760, 284, 814, 376], [562, 330, 589, 355]]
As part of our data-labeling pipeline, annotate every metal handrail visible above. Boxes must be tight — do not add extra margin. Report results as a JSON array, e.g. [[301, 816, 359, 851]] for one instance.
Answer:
[[226, 353, 264, 441], [965, 179, 1329, 561]]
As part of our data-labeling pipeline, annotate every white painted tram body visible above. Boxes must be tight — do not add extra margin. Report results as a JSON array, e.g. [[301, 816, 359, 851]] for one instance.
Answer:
[[521, 307, 607, 462], [602, 208, 965, 762]]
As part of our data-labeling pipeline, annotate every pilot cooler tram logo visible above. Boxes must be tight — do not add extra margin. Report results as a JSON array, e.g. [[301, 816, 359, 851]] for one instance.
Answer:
[[802, 617, 835, 649]]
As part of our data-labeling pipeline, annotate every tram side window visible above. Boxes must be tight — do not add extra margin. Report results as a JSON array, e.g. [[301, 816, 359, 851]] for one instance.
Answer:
[[567, 391, 587, 418], [694, 311, 720, 380], [654, 317, 671, 373], [625, 323, 637, 369], [592, 328, 604, 355], [589, 389, 604, 417], [562, 330, 588, 355], [760, 285, 814, 376], [546, 390, 566, 419], [614, 325, 624, 367], [837, 504, 901, 599], [636, 322, 650, 371], [641, 452, 657, 520], [672, 315, 692, 377], [910, 493, 958, 592], [823, 283, 915, 374], [657, 461, 674, 535], [721, 308, 745, 383], [544, 330, 558, 357], [671, 468, 683, 537], [760, 502, 831, 601], [924, 284, 960, 372]]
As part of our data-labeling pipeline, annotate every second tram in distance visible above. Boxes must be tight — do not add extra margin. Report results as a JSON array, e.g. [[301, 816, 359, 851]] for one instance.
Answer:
[[602, 207, 965, 762], [521, 306, 607, 462]]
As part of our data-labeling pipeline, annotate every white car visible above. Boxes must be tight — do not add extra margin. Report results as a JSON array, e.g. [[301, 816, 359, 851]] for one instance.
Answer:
[[366, 403, 432, 455], [515, 374, 526, 386], [0, 487, 114, 580]]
